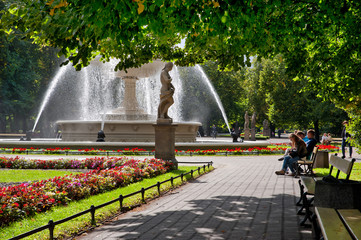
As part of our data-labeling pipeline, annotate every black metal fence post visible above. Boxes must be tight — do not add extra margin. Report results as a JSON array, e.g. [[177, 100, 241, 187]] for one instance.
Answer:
[[119, 194, 123, 211], [157, 182, 161, 196], [191, 170, 194, 178], [141, 187, 145, 203], [198, 167, 201, 175], [181, 173, 184, 182], [203, 165, 206, 172], [48, 220, 55, 240], [170, 177, 174, 187], [90, 205, 96, 226]]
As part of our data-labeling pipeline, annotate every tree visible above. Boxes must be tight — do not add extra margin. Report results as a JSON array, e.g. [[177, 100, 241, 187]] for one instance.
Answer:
[[244, 60, 269, 123], [0, 34, 61, 133], [0, 1, 61, 133], [253, 56, 347, 139], [201, 61, 247, 126]]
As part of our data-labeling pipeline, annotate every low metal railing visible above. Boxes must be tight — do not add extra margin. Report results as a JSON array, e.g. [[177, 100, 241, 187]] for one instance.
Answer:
[[8, 162, 213, 240]]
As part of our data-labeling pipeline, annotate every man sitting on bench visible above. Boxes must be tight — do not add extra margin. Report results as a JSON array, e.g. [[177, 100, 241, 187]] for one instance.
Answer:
[[305, 129, 317, 159]]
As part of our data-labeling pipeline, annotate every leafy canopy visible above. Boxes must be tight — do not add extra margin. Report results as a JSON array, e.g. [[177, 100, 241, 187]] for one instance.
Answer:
[[1, 0, 346, 72], [2, 1, 360, 102], [1, 0, 361, 144]]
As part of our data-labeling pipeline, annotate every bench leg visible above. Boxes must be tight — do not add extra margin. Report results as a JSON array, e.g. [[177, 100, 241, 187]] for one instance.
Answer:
[[297, 191, 308, 215], [295, 163, 300, 178], [308, 166, 314, 176], [296, 180, 304, 206], [311, 213, 321, 240], [300, 194, 314, 226]]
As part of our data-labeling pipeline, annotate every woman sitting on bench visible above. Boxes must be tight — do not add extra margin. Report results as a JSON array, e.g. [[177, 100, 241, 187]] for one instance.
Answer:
[[275, 133, 308, 176]]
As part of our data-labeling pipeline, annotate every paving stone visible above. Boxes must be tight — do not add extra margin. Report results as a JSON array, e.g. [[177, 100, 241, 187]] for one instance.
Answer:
[[78, 155, 313, 240]]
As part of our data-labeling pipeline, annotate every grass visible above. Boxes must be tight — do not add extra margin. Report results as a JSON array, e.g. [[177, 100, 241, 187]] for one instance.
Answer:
[[0, 169, 81, 182], [0, 165, 213, 240], [314, 162, 361, 181]]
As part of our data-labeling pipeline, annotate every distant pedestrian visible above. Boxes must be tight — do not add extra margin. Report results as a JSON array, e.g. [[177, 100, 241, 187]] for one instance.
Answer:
[[238, 127, 243, 142], [327, 133, 333, 144], [341, 121, 352, 158], [231, 128, 238, 142], [211, 125, 217, 139], [96, 130, 106, 142], [277, 129, 282, 138], [321, 133, 328, 145]]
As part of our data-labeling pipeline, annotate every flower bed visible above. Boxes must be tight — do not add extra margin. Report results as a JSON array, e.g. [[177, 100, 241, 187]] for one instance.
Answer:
[[0, 147, 150, 155], [317, 145, 340, 151], [0, 156, 132, 170], [0, 144, 339, 156], [0, 158, 173, 226]]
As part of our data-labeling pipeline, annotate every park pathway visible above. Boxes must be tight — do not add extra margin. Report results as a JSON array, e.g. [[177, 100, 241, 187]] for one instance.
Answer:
[[77, 155, 313, 240]]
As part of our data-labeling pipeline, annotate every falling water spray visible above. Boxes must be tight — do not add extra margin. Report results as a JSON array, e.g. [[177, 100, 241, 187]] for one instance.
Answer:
[[32, 65, 70, 132], [195, 65, 231, 133]]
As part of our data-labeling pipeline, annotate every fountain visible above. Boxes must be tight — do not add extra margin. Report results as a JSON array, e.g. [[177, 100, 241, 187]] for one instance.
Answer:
[[56, 60, 201, 142]]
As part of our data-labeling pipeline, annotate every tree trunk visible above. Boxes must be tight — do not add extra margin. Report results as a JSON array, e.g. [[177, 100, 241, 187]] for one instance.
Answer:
[[314, 120, 320, 142], [0, 114, 6, 132], [21, 113, 28, 133], [9, 115, 14, 133]]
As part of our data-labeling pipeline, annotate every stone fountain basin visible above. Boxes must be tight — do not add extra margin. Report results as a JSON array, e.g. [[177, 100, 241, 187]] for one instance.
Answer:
[[56, 120, 201, 142]]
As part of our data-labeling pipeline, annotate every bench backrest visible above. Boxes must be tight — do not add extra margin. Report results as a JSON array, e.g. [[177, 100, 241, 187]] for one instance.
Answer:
[[310, 146, 319, 162], [329, 154, 356, 180]]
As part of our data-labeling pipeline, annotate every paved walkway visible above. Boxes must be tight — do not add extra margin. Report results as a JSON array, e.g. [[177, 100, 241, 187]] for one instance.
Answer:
[[78, 155, 313, 240]]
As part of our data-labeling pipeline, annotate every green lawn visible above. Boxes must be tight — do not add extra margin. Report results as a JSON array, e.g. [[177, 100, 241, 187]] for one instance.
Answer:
[[0, 165, 213, 240], [314, 162, 361, 181], [0, 169, 80, 182]]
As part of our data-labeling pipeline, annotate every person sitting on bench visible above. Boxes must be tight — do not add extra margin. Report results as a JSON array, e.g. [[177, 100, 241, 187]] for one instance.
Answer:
[[305, 129, 317, 159], [275, 133, 308, 176], [278, 131, 307, 161]]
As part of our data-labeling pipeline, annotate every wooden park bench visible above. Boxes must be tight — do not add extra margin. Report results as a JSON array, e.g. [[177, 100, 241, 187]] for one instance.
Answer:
[[314, 207, 361, 240], [0, 133, 26, 138], [295, 146, 319, 177], [296, 154, 356, 226]]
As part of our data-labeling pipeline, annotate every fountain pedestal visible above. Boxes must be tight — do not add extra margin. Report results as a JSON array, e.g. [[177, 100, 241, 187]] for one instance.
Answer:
[[154, 119, 178, 167], [106, 75, 153, 121]]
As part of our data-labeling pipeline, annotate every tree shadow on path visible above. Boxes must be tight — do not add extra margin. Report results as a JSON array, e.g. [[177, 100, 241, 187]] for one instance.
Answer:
[[83, 193, 313, 240]]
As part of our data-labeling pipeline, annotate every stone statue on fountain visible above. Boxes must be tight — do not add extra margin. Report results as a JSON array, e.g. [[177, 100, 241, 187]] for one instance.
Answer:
[[157, 62, 174, 121], [154, 62, 178, 166], [263, 119, 270, 137], [251, 112, 256, 141], [244, 111, 250, 140]]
